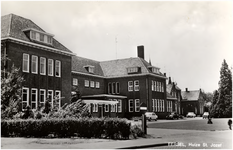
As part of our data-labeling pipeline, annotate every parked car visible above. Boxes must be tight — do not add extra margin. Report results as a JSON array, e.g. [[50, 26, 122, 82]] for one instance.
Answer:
[[145, 112, 158, 121], [202, 112, 209, 119], [166, 112, 179, 120], [186, 112, 196, 118]]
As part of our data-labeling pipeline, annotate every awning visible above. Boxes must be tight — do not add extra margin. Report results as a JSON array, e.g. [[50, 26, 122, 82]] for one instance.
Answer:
[[82, 100, 119, 105]]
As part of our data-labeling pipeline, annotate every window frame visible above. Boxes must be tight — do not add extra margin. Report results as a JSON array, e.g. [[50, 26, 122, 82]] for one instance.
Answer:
[[73, 78, 78, 86], [22, 87, 29, 111], [55, 60, 61, 77], [40, 89, 46, 107], [112, 82, 116, 94], [23, 54, 30, 73], [135, 99, 140, 112], [129, 99, 134, 112], [128, 81, 133, 92], [48, 59, 54, 76], [47, 90, 53, 108], [40, 57, 46, 75], [134, 80, 140, 91], [31, 55, 38, 74], [84, 80, 89, 87], [105, 104, 109, 112], [31, 88, 38, 110], [96, 81, 100, 89], [90, 81, 95, 88], [117, 99, 122, 112], [116, 82, 120, 94], [55, 90, 61, 109]]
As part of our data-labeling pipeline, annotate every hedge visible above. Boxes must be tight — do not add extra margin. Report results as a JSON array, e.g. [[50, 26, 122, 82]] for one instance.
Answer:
[[1, 117, 131, 139]]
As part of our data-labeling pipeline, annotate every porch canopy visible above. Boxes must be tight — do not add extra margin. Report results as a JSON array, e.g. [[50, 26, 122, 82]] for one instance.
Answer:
[[82, 99, 118, 105]]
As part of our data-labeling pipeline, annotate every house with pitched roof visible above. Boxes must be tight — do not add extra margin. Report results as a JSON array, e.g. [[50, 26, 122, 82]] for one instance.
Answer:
[[181, 88, 205, 116], [71, 46, 168, 119], [1, 14, 75, 111], [166, 77, 182, 114]]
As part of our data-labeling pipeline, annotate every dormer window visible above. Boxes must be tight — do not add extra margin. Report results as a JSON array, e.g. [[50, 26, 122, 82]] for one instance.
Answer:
[[23, 28, 54, 45], [127, 67, 141, 74], [84, 65, 94, 73], [148, 66, 160, 74]]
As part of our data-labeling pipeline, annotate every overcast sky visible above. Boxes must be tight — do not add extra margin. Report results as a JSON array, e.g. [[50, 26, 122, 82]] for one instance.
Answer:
[[1, 1, 232, 93]]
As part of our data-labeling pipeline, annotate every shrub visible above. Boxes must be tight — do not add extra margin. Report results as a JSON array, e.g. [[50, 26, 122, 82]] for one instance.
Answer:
[[130, 124, 145, 139], [1, 117, 131, 139]]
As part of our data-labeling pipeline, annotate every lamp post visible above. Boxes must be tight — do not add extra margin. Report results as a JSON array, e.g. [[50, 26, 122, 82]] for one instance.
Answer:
[[140, 102, 147, 134]]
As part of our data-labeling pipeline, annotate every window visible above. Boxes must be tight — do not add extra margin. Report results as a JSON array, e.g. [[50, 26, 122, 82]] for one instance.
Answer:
[[117, 100, 122, 112], [93, 104, 98, 112], [162, 100, 164, 112], [105, 104, 109, 112], [89, 66, 94, 73], [128, 81, 133, 91], [127, 67, 140, 73], [48, 59, 53, 76], [134, 80, 139, 91], [116, 82, 120, 94], [22, 87, 29, 110], [40, 89, 46, 107], [48, 90, 53, 107], [156, 81, 159, 91], [96, 82, 100, 88], [111, 104, 116, 112], [23, 54, 29, 72], [31, 89, 37, 110], [36, 32, 40, 41], [129, 99, 134, 112], [152, 81, 154, 91], [157, 99, 160, 112], [73, 78, 78, 86], [161, 82, 164, 92], [135, 99, 140, 112], [31, 55, 38, 74], [154, 81, 157, 91], [155, 99, 158, 112], [55, 60, 61, 77], [40, 57, 46, 75], [152, 99, 155, 111], [55, 90, 61, 109], [40, 33, 44, 42], [90, 81, 95, 88], [47, 36, 52, 44], [108, 83, 112, 94], [112, 82, 116, 94], [31, 31, 36, 39], [85, 80, 89, 87]]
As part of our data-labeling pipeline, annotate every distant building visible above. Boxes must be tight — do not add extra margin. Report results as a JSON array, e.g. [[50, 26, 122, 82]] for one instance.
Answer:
[[181, 88, 205, 116], [166, 77, 182, 114]]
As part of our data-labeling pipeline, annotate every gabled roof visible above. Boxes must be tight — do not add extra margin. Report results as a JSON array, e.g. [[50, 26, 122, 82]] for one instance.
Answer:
[[72, 56, 104, 77], [99, 57, 165, 78], [1, 14, 73, 54], [166, 92, 177, 100], [181, 90, 201, 101], [166, 84, 173, 93]]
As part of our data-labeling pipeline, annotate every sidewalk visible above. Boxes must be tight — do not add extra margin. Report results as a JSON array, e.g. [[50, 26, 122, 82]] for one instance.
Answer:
[[2, 128, 232, 149]]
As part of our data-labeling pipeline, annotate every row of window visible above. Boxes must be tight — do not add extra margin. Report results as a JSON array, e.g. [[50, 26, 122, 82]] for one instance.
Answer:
[[128, 81, 140, 91], [128, 99, 140, 112], [167, 101, 173, 112], [108, 82, 120, 94], [83, 80, 100, 88], [30, 30, 53, 45], [152, 99, 165, 112], [89, 100, 122, 113], [23, 54, 61, 77], [151, 80, 164, 92], [22, 87, 61, 111]]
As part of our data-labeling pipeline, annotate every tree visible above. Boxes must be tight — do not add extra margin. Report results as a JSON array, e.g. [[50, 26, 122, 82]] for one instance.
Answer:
[[210, 60, 232, 118], [1, 64, 24, 119]]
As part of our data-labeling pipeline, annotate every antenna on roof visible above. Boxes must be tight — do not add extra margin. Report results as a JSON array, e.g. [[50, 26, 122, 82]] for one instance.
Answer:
[[115, 36, 118, 59]]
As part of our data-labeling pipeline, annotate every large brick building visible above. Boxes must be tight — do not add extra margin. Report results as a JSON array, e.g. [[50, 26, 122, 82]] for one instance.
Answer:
[[2, 14, 200, 119], [1, 14, 75, 110]]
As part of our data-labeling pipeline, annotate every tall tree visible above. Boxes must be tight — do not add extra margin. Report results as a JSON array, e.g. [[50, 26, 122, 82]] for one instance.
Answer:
[[1, 64, 24, 119], [211, 60, 232, 118]]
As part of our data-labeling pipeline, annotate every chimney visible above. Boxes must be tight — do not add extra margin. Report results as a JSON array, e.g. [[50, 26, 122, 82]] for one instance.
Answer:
[[168, 77, 172, 84], [137, 45, 144, 59], [186, 88, 188, 92]]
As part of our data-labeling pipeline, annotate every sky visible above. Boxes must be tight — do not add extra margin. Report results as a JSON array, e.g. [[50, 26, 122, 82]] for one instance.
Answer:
[[1, 1, 232, 93]]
